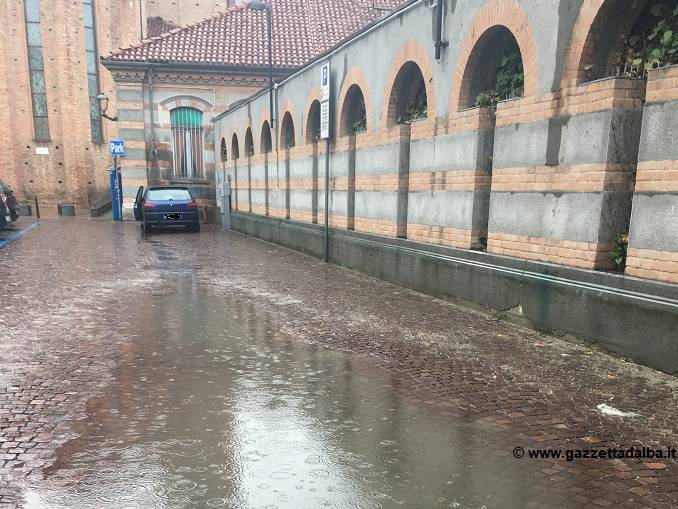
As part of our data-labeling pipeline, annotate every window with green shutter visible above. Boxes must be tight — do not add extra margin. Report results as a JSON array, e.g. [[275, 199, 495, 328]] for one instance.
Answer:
[[170, 108, 204, 179]]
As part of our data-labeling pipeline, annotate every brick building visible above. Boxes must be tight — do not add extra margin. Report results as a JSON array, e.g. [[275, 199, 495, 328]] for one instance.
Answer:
[[214, 0, 678, 373], [0, 0, 234, 215], [100, 0, 406, 219]]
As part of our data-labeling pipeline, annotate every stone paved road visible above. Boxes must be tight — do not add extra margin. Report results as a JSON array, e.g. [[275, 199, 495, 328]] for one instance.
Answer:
[[0, 220, 677, 508]]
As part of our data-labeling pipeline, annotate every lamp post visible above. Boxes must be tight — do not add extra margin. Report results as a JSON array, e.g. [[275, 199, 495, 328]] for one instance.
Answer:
[[247, 1, 274, 130]]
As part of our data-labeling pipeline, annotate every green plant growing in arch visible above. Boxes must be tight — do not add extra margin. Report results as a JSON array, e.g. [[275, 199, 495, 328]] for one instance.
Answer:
[[612, 3, 678, 78], [352, 95, 367, 134], [398, 85, 427, 124], [475, 48, 525, 107]]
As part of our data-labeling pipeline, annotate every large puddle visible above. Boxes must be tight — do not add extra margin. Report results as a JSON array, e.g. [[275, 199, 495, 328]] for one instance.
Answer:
[[23, 246, 540, 509]]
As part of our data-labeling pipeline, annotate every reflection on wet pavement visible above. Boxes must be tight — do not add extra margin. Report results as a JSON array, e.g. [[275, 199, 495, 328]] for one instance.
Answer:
[[24, 277, 531, 508]]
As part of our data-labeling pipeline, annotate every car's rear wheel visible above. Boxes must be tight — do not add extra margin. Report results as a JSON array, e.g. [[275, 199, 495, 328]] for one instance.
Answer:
[[143, 222, 152, 233], [188, 222, 200, 233]]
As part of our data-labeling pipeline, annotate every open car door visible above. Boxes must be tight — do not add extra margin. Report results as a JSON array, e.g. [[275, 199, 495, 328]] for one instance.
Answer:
[[133, 186, 144, 221]]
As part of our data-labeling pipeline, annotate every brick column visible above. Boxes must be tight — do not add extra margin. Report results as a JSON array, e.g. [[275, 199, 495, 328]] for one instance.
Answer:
[[407, 111, 493, 249], [287, 145, 315, 223], [247, 154, 253, 213], [626, 66, 678, 284], [264, 152, 270, 216], [352, 125, 411, 237], [487, 77, 644, 269], [249, 153, 267, 216]]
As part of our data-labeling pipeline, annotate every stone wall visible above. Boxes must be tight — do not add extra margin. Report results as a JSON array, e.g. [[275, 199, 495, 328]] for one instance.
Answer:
[[215, 0, 678, 287]]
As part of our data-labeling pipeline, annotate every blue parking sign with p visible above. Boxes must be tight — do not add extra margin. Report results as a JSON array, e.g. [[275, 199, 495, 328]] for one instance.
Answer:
[[110, 139, 126, 157]]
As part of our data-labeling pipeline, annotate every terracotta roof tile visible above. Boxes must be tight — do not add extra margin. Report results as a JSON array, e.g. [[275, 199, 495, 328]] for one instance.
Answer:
[[104, 0, 408, 68]]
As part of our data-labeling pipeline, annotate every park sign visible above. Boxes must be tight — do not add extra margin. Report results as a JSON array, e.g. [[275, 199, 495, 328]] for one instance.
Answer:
[[320, 61, 331, 140], [109, 139, 126, 157]]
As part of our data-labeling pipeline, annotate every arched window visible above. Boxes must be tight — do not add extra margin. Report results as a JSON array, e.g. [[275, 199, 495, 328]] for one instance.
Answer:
[[306, 100, 321, 143], [460, 27, 524, 109], [281, 112, 295, 149], [245, 128, 254, 157], [260, 121, 272, 153], [220, 137, 228, 162], [171, 107, 204, 178], [388, 62, 428, 125], [339, 84, 367, 136], [231, 133, 240, 160]]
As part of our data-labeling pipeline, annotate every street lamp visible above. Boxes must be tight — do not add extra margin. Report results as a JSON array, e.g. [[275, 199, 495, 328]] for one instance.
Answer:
[[247, 1, 274, 130], [96, 93, 118, 122]]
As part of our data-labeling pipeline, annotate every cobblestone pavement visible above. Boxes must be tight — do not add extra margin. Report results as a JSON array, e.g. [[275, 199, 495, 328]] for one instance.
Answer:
[[1, 220, 677, 508]]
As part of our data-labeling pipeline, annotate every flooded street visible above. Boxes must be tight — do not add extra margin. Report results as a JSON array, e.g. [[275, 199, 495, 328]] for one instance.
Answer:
[[23, 295, 525, 509], [1, 220, 678, 508]]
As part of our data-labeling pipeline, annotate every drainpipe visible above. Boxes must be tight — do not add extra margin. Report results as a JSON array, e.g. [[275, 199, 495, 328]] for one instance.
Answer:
[[147, 68, 155, 184], [274, 82, 280, 185], [434, 0, 448, 61]]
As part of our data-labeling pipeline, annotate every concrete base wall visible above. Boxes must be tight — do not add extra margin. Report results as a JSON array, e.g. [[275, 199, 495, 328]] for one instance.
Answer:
[[232, 212, 678, 375]]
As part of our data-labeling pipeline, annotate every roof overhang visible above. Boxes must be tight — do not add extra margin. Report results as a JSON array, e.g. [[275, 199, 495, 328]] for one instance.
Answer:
[[100, 59, 296, 80]]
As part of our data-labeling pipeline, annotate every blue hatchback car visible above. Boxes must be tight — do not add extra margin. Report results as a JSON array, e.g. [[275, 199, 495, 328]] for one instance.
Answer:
[[133, 186, 200, 232]]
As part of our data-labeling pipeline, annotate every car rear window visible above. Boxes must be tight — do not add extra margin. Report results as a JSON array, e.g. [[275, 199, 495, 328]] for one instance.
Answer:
[[147, 189, 192, 201]]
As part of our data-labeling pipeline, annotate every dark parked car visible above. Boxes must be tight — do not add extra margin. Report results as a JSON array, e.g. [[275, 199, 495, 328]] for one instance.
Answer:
[[0, 182, 19, 229], [133, 186, 200, 233]]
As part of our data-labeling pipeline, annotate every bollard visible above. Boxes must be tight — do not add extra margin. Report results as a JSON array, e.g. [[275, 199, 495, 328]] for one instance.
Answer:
[[34, 196, 41, 219]]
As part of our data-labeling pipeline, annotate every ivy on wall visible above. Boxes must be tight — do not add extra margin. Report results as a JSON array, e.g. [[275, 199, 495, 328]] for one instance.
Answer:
[[474, 49, 525, 107], [613, 3, 678, 78], [352, 97, 367, 134], [609, 232, 629, 271], [399, 85, 428, 124]]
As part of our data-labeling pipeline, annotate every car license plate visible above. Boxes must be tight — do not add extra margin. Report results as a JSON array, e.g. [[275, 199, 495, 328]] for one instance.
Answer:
[[165, 214, 180, 220]]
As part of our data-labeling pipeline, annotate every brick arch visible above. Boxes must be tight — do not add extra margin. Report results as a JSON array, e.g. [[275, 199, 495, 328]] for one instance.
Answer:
[[161, 95, 213, 113], [560, 0, 651, 88], [279, 99, 298, 148], [450, 0, 538, 112], [337, 67, 373, 136], [303, 86, 322, 144], [381, 39, 436, 128]]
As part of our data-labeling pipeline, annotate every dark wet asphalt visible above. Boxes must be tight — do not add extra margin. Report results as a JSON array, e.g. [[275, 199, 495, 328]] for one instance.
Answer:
[[1, 220, 678, 508]]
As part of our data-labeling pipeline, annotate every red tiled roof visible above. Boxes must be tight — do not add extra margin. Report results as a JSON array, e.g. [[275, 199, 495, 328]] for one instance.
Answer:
[[104, 0, 408, 69], [147, 17, 179, 38]]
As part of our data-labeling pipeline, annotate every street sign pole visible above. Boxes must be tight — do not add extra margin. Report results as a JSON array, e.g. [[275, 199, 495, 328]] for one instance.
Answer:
[[320, 62, 331, 263], [109, 140, 126, 221]]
